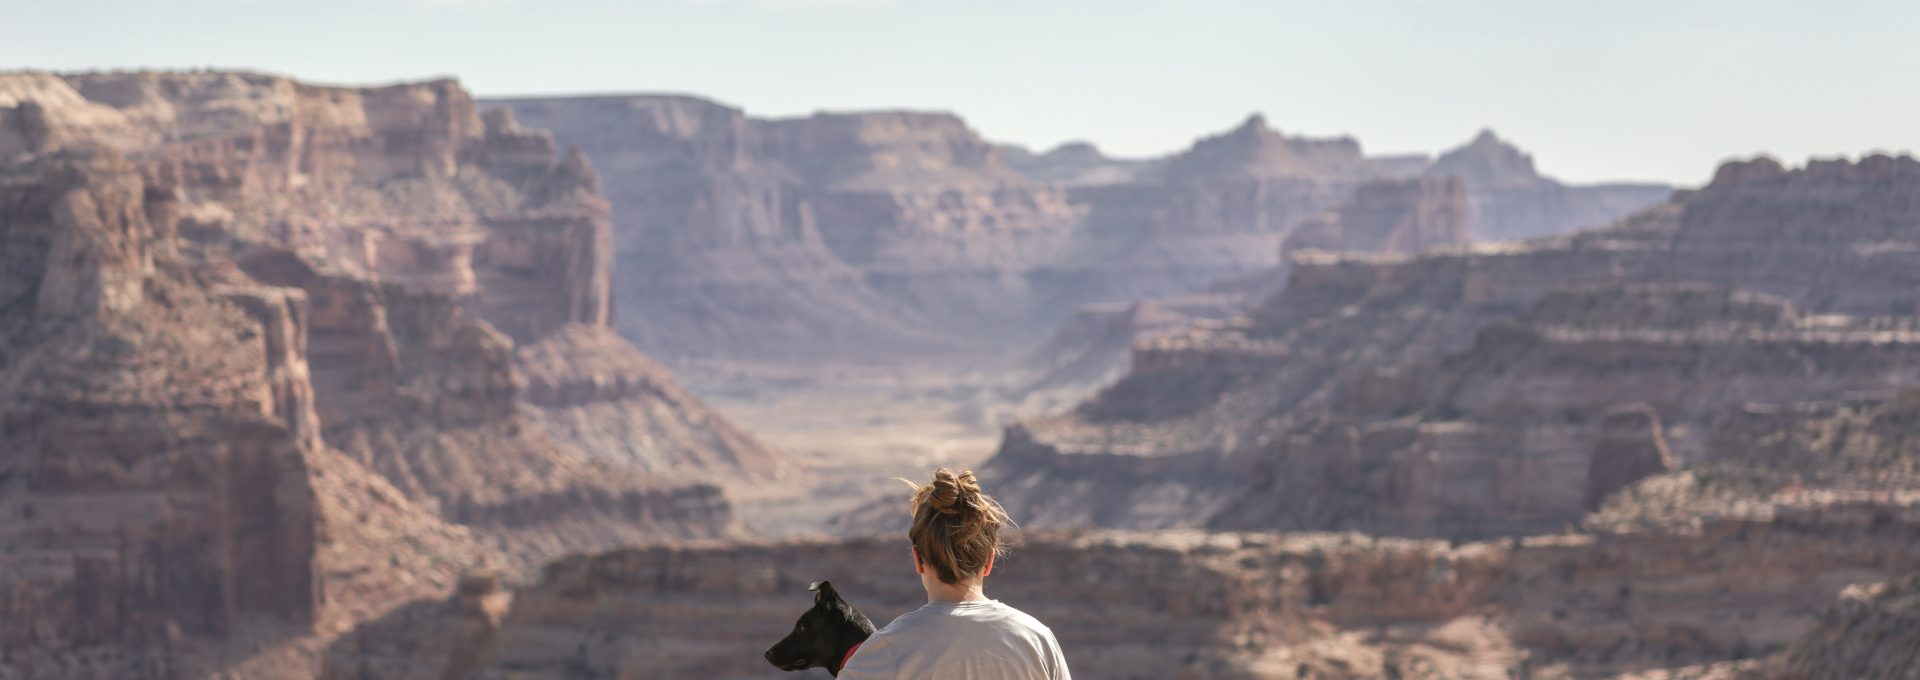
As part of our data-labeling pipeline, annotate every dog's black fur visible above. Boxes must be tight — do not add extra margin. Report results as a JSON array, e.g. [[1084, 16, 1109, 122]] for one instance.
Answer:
[[764, 580, 876, 677]]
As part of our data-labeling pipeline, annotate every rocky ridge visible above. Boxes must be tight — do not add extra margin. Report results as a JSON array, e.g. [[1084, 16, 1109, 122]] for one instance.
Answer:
[[486, 97, 1669, 367], [977, 154, 1920, 538], [1765, 572, 1920, 679], [322, 508, 1920, 679], [1431, 130, 1673, 242], [326, 378, 1920, 678]]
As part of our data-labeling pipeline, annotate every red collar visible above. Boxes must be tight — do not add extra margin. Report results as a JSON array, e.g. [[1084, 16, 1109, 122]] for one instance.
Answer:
[[839, 641, 864, 671]]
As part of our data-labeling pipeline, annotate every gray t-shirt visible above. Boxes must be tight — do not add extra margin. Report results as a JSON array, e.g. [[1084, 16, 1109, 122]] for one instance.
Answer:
[[839, 600, 1070, 680]]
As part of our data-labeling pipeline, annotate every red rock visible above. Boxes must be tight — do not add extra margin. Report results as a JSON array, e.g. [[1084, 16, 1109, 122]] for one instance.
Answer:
[[0, 71, 784, 676], [980, 154, 1920, 540]]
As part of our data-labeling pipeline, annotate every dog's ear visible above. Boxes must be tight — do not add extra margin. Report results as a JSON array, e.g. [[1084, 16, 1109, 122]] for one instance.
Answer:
[[809, 580, 840, 605]]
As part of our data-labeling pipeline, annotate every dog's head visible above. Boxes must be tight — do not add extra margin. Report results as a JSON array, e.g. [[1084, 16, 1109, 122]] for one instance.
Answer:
[[764, 580, 876, 676]]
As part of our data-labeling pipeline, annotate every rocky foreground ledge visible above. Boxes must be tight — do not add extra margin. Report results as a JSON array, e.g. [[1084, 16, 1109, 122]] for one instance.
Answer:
[[325, 516, 1917, 680]]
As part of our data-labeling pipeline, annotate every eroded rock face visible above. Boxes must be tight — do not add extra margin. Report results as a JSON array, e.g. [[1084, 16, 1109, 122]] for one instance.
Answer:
[[322, 511, 1920, 680], [490, 98, 1666, 366], [1766, 572, 1920, 679], [981, 154, 1920, 538], [1281, 176, 1471, 256], [0, 72, 780, 676], [1583, 404, 1676, 511], [0, 148, 320, 675], [332, 381, 1920, 677], [1429, 130, 1673, 242]]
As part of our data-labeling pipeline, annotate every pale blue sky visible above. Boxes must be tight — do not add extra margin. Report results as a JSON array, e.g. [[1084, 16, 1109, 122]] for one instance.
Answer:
[[3, 0, 1914, 185]]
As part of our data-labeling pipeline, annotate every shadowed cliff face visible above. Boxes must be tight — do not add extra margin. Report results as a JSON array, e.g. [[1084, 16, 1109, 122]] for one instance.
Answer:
[[970, 154, 1920, 540], [0, 72, 789, 677]]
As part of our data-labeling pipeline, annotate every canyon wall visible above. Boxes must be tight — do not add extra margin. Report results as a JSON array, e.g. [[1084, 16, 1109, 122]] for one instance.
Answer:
[[0, 148, 322, 676], [1429, 130, 1674, 242], [977, 154, 1920, 539], [1766, 572, 1920, 679], [0, 72, 786, 677], [1281, 175, 1472, 256], [488, 98, 1669, 366], [329, 383, 1920, 678], [321, 516, 1920, 679]]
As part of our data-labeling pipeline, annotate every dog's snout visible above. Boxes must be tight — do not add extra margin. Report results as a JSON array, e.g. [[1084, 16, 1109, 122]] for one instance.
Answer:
[[764, 649, 775, 660]]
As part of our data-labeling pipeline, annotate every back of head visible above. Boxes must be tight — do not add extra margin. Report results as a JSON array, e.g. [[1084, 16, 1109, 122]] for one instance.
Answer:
[[907, 468, 1011, 585]]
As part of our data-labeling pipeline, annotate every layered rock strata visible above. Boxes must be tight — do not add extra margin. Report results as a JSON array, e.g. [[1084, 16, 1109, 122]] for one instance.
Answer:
[[0, 71, 783, 676], [0, 149, 319, 669], [1765, 572, 1920, 679], [332, 382, 1920, 678], [322, 512, 1920, 679], [1430, 130, 1673, 242], [1001, 131, 1652, 410], [1281, 176, 1471, 256], [981, 154, 1920, 538], [489, 97, 1668, 366]]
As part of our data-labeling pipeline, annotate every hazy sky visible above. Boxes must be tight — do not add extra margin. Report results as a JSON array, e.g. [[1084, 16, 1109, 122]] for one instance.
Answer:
[[3, 0, 1914, 185]]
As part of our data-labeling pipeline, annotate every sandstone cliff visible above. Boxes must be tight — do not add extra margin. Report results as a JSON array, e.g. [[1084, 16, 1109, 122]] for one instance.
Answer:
[[1765, 572, 1920, 679], [993, 129, 1661, 413], [322, 512, 1920, 679], [1429, 130, 1673, 242], [978, 154, 1920, 538], [1281, 175, 1472, 256], [327, 377, 1920, 679], [491, 98, 1664, 368], [0, 148, 323, 676], [0, 71, 785, 677]]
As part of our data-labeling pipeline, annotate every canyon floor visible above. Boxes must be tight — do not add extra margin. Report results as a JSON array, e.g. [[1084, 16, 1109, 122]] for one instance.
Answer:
[[685, 356, 1025, 537]]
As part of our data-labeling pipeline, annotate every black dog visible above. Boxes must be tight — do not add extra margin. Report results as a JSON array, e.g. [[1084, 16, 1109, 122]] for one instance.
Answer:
[[764, 580, 876, 677]]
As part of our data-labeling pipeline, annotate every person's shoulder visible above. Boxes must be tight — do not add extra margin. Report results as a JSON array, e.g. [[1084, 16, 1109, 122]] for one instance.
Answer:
[[985, 601, 1058, 637], [876, 603, 939, 631], [839, 626, 902, 676]]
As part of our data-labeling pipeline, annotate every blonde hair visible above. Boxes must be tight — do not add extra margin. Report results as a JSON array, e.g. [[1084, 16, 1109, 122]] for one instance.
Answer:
[[906, 468, 1012, 585]]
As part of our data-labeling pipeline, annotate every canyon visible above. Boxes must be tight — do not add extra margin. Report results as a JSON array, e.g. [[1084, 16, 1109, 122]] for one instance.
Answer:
[[319, 367, 1920, 680], [982, 154, 1920, 539], [489, 96, 1671, 514], [489, 97, 1667, 369], [2, 67, 1910, 680], [320, 446, 1920, 679]]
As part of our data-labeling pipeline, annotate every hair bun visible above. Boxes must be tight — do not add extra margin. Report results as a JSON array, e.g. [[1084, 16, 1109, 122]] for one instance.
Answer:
[[905, 467, 1013, 585], [927, 468, 981, 516]]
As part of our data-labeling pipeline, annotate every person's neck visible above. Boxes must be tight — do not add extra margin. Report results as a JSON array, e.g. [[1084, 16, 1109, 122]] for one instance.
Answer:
[[925, 580, 989, 604]]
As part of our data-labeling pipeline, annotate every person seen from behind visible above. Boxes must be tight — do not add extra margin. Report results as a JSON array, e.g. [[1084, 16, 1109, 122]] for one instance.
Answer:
[[837, 468, 1071, 680]]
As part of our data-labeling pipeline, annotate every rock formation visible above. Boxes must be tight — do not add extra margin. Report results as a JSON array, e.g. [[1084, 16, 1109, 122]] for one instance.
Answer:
[[0, 147, 321, 673], [322, 509, 1920, 679], [1765, 572, 1920, 679], [1583, 404, 1676, 511], [1280, 175, 1471, 256], [487, 97, 1669, 367], [1428, 130, 1673, 242], [0, 71, 784, 677], [975, 154, 1920, 539], [328, 376, 1920, 678], [999, 140, 1146, 186]]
